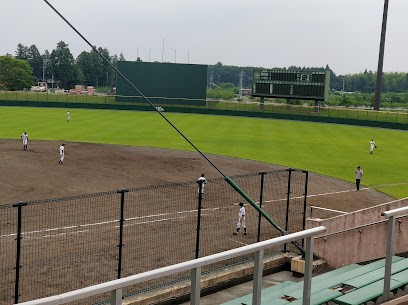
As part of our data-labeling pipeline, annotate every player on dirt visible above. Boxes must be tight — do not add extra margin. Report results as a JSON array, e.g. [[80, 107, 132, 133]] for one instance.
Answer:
[[21, 131, 28, 151], [233, 201, 247, 235]]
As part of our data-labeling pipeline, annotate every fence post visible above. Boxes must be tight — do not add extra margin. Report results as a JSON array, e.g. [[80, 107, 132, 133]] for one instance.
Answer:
[[195, 179, 204, 259], [302, 236, 314, 305], [191, 267, 201, 305], [383, 215, 395, 301], [252, 249, 264, 305], [302, 171, 309, 248], [284, 168, 292, 252], [257, 172, 266, 242], [12, 202, 27, 304], [116, 189, 129, 279], [111, 288, 123, 305]]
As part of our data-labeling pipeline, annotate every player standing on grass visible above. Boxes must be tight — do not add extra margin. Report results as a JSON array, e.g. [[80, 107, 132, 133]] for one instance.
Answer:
[[59, 144, 65, 164], [233, 201, 247, 235], [67, 111, 70, 122], [369, 139, 377, 154], [21, 131, 28, 151], [355, 166, 363, 191]]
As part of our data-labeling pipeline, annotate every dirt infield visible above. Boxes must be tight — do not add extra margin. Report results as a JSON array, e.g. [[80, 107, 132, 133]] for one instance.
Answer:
[[0, 139, 396, 303], [0, 139, 393, 211]]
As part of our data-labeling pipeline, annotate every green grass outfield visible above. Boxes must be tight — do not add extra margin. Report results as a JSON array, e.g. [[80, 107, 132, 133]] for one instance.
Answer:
[[1, 106, 407, 199]]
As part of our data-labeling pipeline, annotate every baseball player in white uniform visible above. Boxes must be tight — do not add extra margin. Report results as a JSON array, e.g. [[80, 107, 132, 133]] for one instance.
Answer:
[[369, 139, 377, 154], [355, 166, 363, 191], [67, 111, 70, 122], [233, 201, 247, 235], [197, 173, 207, 199], [21, 131, 28, 150], [59, 144, 65, 164]]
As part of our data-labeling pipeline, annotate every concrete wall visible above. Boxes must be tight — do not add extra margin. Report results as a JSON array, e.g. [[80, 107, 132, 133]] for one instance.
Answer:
[[307, 198, 408, 268]]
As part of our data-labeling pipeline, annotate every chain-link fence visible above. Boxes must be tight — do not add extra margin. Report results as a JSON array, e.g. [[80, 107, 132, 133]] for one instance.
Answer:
[[0, 168, 308, 304]]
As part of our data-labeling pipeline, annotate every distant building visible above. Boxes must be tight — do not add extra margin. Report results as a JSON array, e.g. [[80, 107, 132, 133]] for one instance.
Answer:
[[241, 88, 251, 95]]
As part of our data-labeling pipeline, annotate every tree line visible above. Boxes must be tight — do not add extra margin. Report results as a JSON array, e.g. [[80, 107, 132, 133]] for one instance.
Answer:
[[9, 41, 127, 90], [2, 42, 408, 94]]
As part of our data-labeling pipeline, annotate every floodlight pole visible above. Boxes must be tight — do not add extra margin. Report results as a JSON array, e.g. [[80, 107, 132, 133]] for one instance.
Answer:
[[374, 0, 389, 111]]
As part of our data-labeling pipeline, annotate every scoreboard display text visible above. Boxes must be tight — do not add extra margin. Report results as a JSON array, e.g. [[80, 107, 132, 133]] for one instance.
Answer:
[[252, 69, 330, 101]]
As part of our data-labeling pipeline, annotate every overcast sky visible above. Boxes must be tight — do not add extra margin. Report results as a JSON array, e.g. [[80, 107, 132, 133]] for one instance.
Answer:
[[2, 0, 407, 75]]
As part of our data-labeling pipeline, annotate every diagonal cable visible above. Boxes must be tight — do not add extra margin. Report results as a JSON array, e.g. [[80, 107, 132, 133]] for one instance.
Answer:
[[42, 0, 305, 254]]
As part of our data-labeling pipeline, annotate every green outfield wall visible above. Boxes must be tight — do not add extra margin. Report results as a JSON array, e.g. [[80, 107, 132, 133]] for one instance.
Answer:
[[115, 61, 208, 106]]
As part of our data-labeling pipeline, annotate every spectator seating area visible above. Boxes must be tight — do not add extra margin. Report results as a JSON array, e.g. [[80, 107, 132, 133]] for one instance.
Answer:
[[221, 256, 408, 305]]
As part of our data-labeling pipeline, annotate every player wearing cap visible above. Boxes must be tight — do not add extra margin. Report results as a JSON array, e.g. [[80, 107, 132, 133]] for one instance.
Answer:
[[233, 201, 247, 235], [59, 144, 65, 164], [355, 166, 363, 191], [21, 131, 28, 151]]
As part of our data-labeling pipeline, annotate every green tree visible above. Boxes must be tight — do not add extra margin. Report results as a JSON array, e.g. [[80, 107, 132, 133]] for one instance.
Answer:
[[97, 47, 115, 87], [76, 49, 102, 86], [0, 54, 34, 90], [49, 41, 82, 89], [27, 45, 43, 80], [15, 43, 28, 60]]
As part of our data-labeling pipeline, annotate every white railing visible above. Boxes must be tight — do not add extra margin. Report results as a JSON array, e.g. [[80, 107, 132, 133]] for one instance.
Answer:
[[382, 206, 408, 301], [18, 226, 326, 305]]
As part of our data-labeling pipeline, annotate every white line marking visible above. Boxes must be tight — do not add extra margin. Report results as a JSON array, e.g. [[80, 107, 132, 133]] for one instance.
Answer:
[[227, 238, 249, 246]]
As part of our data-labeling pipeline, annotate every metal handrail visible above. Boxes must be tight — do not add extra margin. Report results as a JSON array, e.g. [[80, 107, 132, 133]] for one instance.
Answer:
[[315, 214, 408, 239], [18, 226, 326, 305]]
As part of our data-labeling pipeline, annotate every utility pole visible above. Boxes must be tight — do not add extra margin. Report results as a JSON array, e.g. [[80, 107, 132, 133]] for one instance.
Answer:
[[342, 78, 346, 95], [162, 39, 164, 62], [239, 71, 244, 98], [374, 0, 390, 111], [209, 73, 213, 90], [149, 48, 151, 62]]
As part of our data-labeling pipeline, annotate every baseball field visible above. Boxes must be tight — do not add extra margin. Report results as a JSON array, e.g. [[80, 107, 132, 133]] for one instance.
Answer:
[[1, 105, 405, 303], [0, 106, 407, 199]]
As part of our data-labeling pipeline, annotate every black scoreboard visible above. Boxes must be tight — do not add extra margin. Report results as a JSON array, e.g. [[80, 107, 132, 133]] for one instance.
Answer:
[[252, 69, 330, 101]]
